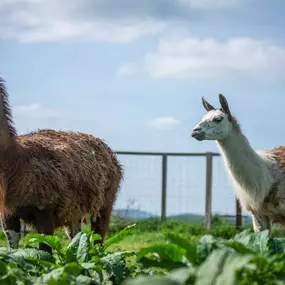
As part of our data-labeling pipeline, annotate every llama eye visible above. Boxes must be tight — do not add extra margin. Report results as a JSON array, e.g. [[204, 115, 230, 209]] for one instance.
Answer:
[[214, 117, 223, 122]]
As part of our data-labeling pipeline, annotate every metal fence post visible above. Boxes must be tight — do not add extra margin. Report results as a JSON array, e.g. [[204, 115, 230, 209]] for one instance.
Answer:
[[161, 154, 167, 222], [205, 152, 213, 230], [236, 197, 242, 229]]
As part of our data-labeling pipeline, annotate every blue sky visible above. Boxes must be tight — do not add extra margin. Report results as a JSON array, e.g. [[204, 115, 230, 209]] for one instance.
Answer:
[[1, 0, 285, 217]]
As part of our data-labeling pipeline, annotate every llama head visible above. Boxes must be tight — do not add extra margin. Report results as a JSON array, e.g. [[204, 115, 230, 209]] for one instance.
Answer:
[[191, 94, 232, 141]]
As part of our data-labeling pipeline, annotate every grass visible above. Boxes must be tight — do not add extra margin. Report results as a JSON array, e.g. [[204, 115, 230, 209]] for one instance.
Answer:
[[1, 214, 285, 258], [2, 214, 285, 251], [110, 232, 167, 251], [0, 216, 208, 251], [106, 215, 285, 252]]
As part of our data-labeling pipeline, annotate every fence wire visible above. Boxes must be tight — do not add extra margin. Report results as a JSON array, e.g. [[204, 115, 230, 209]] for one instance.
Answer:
[[114, 152, 243, 222]]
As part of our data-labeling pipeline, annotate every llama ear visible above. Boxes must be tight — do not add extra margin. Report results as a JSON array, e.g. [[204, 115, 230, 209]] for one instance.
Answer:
[[218, 93, 232, 120], [202, 97, 215, 112]]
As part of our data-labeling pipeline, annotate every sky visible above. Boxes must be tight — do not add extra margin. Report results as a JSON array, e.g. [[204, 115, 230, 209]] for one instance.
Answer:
[[1, 0, 285, 217]]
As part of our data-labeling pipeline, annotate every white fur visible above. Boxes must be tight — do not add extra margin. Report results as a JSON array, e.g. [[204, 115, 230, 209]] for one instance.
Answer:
[[64, 220, 81, 239], [193, 110, 231, 141], [192, 95, 285, 232], [216, 127, 276, 211]]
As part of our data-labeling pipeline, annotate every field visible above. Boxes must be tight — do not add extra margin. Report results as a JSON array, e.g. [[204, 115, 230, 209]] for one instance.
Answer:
[[1, 216, 285, 284]]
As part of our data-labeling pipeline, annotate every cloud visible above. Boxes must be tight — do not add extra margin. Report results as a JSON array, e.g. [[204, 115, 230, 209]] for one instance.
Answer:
[[149, 117, 181, 130], [14, 103, 59, 119], [177, 0, 240, 9], [0, 0, 245, 43], [0, 0, 167, 43], [126, 36, 285, 79], [117, 62, 138, 77], [13, 103, 63, 134]]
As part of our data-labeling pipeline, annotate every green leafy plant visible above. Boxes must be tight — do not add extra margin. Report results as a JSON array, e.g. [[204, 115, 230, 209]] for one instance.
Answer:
[[1, 221, 285, 284]]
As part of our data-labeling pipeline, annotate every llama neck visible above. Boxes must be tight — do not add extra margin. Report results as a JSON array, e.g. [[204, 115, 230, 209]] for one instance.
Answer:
[[216, 127, 274, 208], [0, 78, 17, 146]]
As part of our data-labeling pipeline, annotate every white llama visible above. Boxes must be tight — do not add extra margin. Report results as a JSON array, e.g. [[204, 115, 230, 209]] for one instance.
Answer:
[[191, 94, 285, 233]]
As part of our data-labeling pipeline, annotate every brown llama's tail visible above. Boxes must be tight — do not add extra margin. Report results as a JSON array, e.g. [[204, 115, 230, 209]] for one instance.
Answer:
[[0, 76, 17, 145]]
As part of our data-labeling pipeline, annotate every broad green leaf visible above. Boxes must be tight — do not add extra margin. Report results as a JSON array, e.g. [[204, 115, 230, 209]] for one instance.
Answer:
[[139, 256, 186, 270], [235, 255, 282, 284], [103, 224, 136, 250], [34, 265, 79, 284], [0, 267, 36, 285], [269, 238, 285, 255], [9, 248, 56, 264], [34, 267, 65, 284], [248, 230, 270, 254], [0, 260, 7, 275], [87, 267, 113, 285], [122, 276, 181, 285], [65, 232, 86, 263], [165, 232, 198, 264], [0, 251, 38, 271], [224, 241, 256, 255], [168, 267, 196, 284], [137, 244, 186, 263], [76, 274, 92, 285], [63, 262, 82, 276], [28, 234, 62, 252], [195, 248, 253, 285], [80, 262, 96, 270], [27, 234, 64, 262], [197, 235, 218, 262], [100, 252, 129, 284], [232, 229, 252, 244], [90, 233, 102, 245], [77, 233, 90, 263], [232, 229, 271, 254]]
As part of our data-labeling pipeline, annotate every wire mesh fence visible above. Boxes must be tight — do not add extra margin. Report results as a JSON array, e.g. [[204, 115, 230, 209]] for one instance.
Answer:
[[114, 151, 246, 229]]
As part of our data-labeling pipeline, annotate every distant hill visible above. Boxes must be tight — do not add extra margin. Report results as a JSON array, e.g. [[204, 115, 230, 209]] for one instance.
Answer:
[[112, 208, 252, 223], [167, 213, 252, 224], [222, 214, 252, 224], [167, 213, 204, 222], [112, 209, 156, 220]]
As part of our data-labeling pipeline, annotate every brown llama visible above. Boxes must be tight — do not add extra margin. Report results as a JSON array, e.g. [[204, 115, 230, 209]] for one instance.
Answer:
[[0, 76, 123, 253]]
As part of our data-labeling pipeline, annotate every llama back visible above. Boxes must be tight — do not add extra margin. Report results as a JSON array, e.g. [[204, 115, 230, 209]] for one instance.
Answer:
[[3, 129, 123, 227], [265, 146, 285, 172], [253, 146, 285, 221]]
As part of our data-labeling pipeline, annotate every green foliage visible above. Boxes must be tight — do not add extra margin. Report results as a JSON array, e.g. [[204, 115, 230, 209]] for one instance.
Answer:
[[2, 219, 285, 284], [165, 232, 198, 265], [65, 232, 90, 263], [104, 224, 136, 250], [195, 248, 252, 285], [27, 233, 65, 263]]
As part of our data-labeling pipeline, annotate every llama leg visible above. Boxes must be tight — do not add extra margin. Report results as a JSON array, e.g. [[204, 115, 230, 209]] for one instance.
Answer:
[[0, 214, 20, 249], [251, 213, 271, 233], [64, 219, 81, 239], [91, 206, 112, 244], [35, 210, 55, 254]]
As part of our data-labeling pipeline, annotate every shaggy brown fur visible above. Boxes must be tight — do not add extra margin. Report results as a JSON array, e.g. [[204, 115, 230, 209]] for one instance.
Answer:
[[268, 146, 285, 170], [260, 146, 285, 226], [8, 130, 123, 226], [0, 76, 123, 252]]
